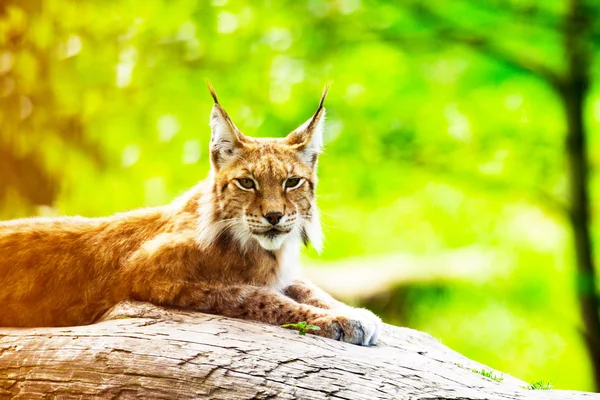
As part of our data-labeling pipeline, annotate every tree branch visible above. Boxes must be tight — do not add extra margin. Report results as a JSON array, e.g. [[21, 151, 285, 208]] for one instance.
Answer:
[[466, 0, 565, 32], [382, 2, 565, 90]]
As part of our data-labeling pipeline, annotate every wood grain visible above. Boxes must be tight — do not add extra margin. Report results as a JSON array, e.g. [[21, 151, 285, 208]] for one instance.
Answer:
[[0, 301, 597, 399]]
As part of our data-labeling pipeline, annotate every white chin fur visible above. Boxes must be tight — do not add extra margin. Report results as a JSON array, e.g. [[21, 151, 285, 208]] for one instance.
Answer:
[[253, 233, 288, 251]]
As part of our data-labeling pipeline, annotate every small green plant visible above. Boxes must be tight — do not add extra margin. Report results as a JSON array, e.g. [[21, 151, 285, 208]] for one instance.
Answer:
[[281, 321, 320, 336], [476, 369, 504, 382], [526, 380, 552, 390], [458, 365, 503, 383]]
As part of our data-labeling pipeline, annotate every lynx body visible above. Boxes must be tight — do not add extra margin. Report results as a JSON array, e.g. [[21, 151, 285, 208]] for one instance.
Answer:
[[0, 86, 381, 345]]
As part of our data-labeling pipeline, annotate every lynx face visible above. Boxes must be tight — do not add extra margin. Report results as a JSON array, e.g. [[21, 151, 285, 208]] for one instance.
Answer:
[[206, 86, 327, 252]]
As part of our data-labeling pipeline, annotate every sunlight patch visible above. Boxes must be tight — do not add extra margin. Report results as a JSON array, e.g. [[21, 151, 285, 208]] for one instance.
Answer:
[[157, 115, 181, 142], [217, 12, 238, 34]]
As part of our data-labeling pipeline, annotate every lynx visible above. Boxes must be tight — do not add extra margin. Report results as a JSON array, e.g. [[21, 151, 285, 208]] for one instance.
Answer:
[[0, 84, 382, 346]]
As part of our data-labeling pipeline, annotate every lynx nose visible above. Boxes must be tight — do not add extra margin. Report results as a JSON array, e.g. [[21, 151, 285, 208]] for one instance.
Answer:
[[264, 212, 283, 226]]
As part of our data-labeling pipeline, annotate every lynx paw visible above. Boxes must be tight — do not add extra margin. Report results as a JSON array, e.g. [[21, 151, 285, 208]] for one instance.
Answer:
[[348, 307, 382, 346], [311, 308, 382, 346]]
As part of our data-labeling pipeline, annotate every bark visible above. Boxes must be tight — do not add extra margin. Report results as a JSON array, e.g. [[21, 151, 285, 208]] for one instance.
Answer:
[[0, 301, 598, 400], [561, 0, 600, 391]]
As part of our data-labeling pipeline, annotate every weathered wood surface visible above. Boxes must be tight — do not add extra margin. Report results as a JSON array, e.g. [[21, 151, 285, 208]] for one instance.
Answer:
[[0, 301, 597, 399]]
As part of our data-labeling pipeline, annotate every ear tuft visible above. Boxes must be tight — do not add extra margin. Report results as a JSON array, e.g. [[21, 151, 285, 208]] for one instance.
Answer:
[[316, 81, 332, 118], [205, 78, 220, 104]]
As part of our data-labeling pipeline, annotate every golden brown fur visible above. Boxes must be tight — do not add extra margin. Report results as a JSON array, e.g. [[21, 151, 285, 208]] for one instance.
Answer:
[[0, 86, 381, 345]]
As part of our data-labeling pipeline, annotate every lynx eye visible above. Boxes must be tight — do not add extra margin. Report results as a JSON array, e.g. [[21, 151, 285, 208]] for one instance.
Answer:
[[285, 177, 302, 189], [236, 178, 256, 190]]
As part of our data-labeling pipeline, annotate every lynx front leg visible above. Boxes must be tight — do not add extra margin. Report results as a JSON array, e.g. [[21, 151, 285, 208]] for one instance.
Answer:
[[136, 281, 379, 346], [285, 279, 382, 345], [170, 283, 327, 326]]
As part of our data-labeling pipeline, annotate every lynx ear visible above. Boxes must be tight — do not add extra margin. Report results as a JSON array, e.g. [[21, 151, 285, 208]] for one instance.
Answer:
[[286, 83, 331, 165], [206, 81, 245, 169]]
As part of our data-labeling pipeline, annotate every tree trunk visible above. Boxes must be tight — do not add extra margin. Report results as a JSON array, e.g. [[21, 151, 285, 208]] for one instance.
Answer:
[[0, 301, 597, 399], [562, 0, 600, 390]]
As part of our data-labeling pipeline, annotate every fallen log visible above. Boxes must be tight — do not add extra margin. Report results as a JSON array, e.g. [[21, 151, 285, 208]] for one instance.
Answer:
[[0, 301, 597, 399]]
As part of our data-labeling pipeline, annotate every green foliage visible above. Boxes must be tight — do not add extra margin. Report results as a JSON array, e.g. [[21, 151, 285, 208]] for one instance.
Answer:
[[281, 321, 321, 336], [1, 0, 599, 391]]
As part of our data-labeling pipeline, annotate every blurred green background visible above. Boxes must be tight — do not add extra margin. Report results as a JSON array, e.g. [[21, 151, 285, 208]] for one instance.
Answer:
[[2, 0, 600, 391]]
